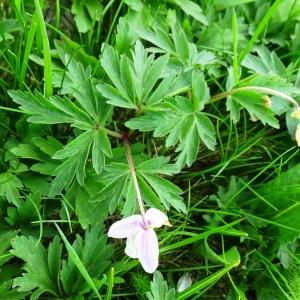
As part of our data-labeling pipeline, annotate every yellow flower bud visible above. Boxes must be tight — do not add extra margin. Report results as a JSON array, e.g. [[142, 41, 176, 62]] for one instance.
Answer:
[[250, 115, 258, 122], [291, 107, 300, 121], [295, 124, 300, 147], [263, 95, 272, 108]]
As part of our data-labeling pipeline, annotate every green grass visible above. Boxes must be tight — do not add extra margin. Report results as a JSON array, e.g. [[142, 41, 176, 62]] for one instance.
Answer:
[[1, 0, 300, 299]]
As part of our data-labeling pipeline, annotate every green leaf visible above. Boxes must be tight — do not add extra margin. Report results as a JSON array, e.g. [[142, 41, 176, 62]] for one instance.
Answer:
[[60, 58, 97, 117], [136, 157, 178, 175], [52, 131, 94, 160], [99, 41, 172, 109], [8, 90, 72, 124], [127, 97, 216, 167], [60, 225, 112, 296], [212, 176, 243, 208], [8, 90, 93, 129], [54, 39, 99, 73], [0, 230, 17, 267], [10, 144, 47, 161], [6, 191, 41, 227], [0, 172, 22, 207], [0, 18, 22, 41], [71, 0, 103, 33], [100, 45, 127, 94], [173, 0, 208, 25], [70, 175, 107, 228], [136, 156, 185, 212], [0, 280, 29, 300], [11, 236, 60, 296], [252, 164, 300, 244], [92, 128, 112, 175], [50, 127, 112, 194], [146, 271, 176, 300], [213, 0, 258, 8], [194, 113, 217, 150], [137, 175, 164, 210], [226, 95, 241, 123], [32, 136, 63, 157], [138, 27, 175, 54], [91, 170, 129, 215], [122, 178, 137, 216], [227, 91, 279, 128], [97, 84, 136, 109], [176, 120, 199, 168], [49, 156, 78, 196], [242, 45, 287, 78], [140, 173, 186, 213], [192, 70, 210, 111], [115, 17, 137, 54], [171, 25, 190, 64]]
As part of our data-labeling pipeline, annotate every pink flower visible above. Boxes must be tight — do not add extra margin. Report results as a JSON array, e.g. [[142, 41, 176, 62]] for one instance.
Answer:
[[108, 208, 170, 273]]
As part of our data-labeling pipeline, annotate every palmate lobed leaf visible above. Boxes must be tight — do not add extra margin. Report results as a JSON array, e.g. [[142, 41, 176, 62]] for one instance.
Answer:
[[11, 236, 61, 296], [98, 41, 173, 109], [0, 230, 18, 267], [90, 152, 185, 215], [53, 56, 112, 123], [137, 21, 215, 72], [6, 191, 41, 227], [0, 280, 29, 300], [126, 96, 216, 168], [225, 72, 298, 127], [49, 127, 112, 196], [227, 91, 279, 128], [173, 0, 208, 25], [11, 225, 112, 298], [71, 0, 103, 33], [242, 45, 288, 78], [60, 225, 113, 295], [0, 172, 23, 207], [146, 271, 176, 300], [68, 174, 106, 228], [10, 57, 115, 195], [8, 90, 93, 129]]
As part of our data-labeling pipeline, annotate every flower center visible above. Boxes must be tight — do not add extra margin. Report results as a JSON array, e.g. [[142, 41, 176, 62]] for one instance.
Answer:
[[142, 220, 152, 230]]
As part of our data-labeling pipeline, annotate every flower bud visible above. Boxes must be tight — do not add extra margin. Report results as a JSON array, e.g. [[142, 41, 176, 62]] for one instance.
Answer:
[[295, 124, 300, 147], [177, 273, 192, 292], [291, 107, 300, 121], [250, 115, 258, 122], [263, 95, 272, 108]]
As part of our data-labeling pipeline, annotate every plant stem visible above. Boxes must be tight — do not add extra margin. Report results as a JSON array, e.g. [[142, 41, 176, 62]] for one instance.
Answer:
[[124, 138, 146, 219], [105, 128, 122, 139], [209, 86, 299, 108]]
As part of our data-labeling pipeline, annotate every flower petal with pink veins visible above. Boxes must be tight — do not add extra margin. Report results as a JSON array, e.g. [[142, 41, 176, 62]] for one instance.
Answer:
[[108, 215, 143, 238], [145, 208, 169, 228], [136, 228, 159, 273]]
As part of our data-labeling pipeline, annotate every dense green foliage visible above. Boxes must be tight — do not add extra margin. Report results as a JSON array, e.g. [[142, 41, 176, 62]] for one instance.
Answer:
[[1, 0, 300, 299]]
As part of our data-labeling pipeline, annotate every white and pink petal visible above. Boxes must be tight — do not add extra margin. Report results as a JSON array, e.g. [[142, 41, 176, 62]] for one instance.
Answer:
[[136, 228, 159, 273], [145, 208, 169, 228], [108, 215, 143, 238], [125, 235, 138, 258]]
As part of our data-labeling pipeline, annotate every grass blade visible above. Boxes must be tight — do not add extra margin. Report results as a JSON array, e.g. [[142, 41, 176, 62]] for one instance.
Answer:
[[105, 267, 114, 300], [238, 0, 283, 64], [177, 258, 240, 299], [20, 11, 38, 85], [34, 0, 53, 96], [55, 223, 102, 300], [232, 9, 239, 83]]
